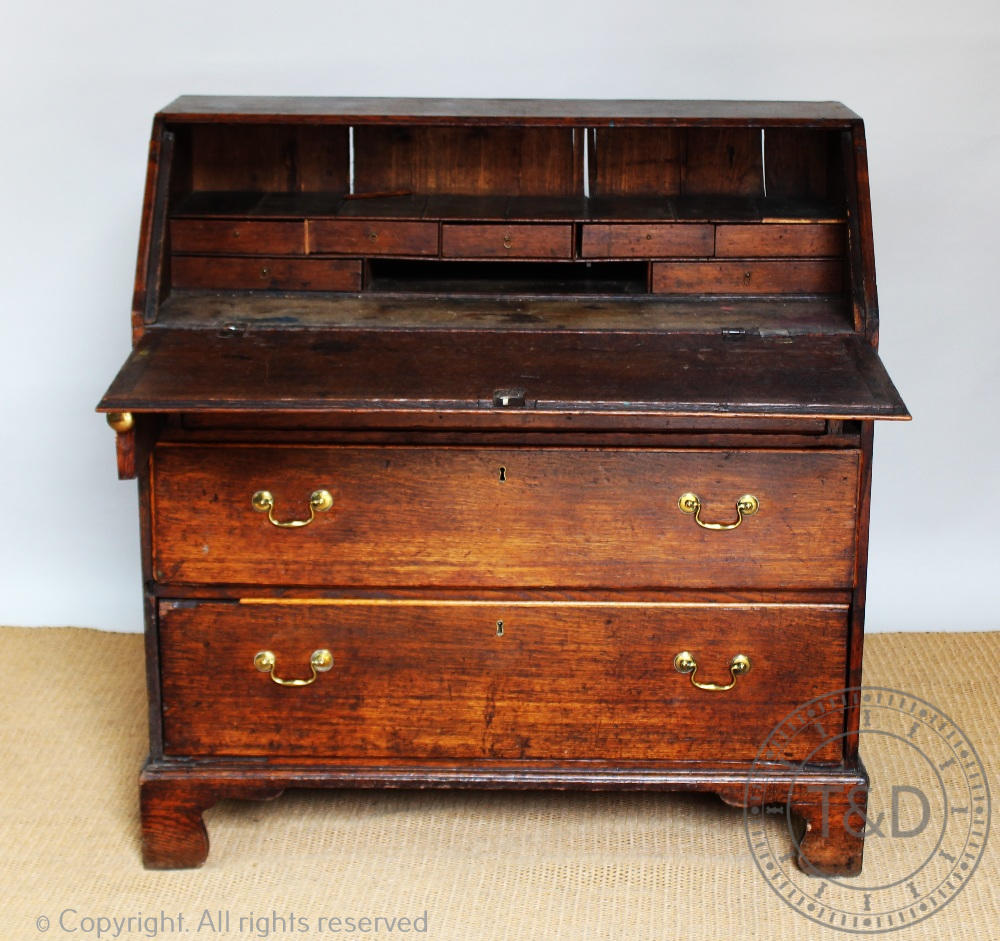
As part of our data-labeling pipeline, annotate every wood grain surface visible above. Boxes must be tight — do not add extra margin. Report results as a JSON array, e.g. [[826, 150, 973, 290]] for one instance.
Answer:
[[715, 223, 845, 257], [652, 259, 844, 294], [308, 220, 438, 256], [159, 600, 848, 762], [580, 223, 714, 258], [171, 256, 362, 291], [99, 331, 908, 420], [441, 224, 573, 259], [151, 445, 860, 589]]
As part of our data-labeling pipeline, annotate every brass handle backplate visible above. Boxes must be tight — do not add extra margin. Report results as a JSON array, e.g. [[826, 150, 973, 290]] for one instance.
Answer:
[[678, 492, 759, 531], [251, 489, 333, 528], [674, 651, 750, 691], [253, 649, 333, 687]]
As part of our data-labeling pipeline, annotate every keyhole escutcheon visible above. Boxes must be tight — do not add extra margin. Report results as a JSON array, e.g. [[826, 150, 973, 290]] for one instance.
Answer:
[[499, 466, 507, 482]]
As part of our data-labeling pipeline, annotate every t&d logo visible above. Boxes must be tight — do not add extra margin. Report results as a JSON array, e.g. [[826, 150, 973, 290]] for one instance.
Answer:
[[744, 687, 990, 933]]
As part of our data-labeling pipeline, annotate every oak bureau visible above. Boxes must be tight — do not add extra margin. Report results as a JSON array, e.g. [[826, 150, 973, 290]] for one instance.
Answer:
[[99, 97, 908, 870]]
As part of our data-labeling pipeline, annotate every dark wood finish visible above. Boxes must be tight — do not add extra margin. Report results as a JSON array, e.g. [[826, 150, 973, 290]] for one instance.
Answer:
[[354, 126, 580, 196], [763, 128, 838, 201], [151, 585, 854, 605], [159, 600, 847, 761], [849, 125, 880, 341], [718, 763, 868, 876], [112, 414, 158, 481], [139, 127, 174, 336], [132, 124, 166, 337], [715, 223, 844, 257], [101, 98, 905, 870], [100, 330, 908, 421], [845, 421, 876, 758], [580, 223, 713, 258], [184, 124, 349, 193], [151, 446, 860, 589], [100, 329, 906, 418], [169, 219, 305, 255], [682, 128, 763, 197], [140, 771, 283, 869], [172, 256, 361, 291], [160, 97, 862, 126], [588, 127, 682, 196], [156, 293, 856, 335], [174, 413, 830, 434], [112, 426, 136, 480], [652, 259, 843, 294], [140, 759, 866, 872], [308, 220, 438, 256], [441, 224, 573, 259]]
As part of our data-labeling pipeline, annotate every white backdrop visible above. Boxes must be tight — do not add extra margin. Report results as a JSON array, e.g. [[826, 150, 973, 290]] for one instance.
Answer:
[[1, 0, 997, 632]]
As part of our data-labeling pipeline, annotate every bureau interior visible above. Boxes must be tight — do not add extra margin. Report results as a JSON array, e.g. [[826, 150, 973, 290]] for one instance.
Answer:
[[157, 121, 854, 330]]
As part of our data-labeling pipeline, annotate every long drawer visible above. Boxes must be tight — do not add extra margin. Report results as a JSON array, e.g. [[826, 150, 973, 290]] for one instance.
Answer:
[[151, 445, 860, 589], [159, 599, 848, 762]]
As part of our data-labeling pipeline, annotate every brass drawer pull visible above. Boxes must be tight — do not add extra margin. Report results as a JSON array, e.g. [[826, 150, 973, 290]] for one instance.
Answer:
[[253, 649, 333, 687], [251, 489, 333, 528], [673, 651, 750, 691], [678, 492, 759, 530]]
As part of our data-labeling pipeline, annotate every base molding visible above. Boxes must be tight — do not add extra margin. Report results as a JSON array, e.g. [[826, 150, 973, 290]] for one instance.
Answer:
[[139, 757, 867, 873]]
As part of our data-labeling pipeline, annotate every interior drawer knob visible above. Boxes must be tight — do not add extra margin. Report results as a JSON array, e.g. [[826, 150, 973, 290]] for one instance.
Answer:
[[678, 492, 759, 530], [253, 648, 334, 687], [673, 651, 751, 691], [251, 488, 333, 528]]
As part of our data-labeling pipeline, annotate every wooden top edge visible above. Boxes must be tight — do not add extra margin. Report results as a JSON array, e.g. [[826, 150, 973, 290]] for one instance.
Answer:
[[158, 96, 862, 126]]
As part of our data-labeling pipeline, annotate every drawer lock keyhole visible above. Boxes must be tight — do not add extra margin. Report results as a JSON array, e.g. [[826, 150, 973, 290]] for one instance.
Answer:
[[493, 389, 526, 408], [499, 466, 507, 482]]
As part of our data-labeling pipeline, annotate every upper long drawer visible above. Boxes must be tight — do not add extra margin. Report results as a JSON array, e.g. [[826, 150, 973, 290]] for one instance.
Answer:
[[151, 445, 860, 589]]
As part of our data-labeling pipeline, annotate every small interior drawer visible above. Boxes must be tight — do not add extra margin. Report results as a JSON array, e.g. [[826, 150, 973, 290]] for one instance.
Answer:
[[159, 599, 848, 762], [715, 223, 845, 257], [172, 256, 362, 291], [652, 259, 844, 294], [308, 220, 438, 256], [581, 223, 714, 258], [441, 224, 573, 259], [169, 219, 306, 255]]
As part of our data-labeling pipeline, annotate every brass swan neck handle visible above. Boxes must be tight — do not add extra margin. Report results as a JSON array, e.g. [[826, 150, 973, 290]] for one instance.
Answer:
[[251, 489, 333, 528], [678, 492, 759, 531], [673, 651, 751, 691]]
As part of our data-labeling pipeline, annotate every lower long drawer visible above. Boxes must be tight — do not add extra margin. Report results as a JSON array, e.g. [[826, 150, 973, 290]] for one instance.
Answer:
[[159, 600, 848, 763]]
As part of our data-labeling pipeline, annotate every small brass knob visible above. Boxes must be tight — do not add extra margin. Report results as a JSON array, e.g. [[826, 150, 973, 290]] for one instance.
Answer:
[[106, 411, 134, 433]]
